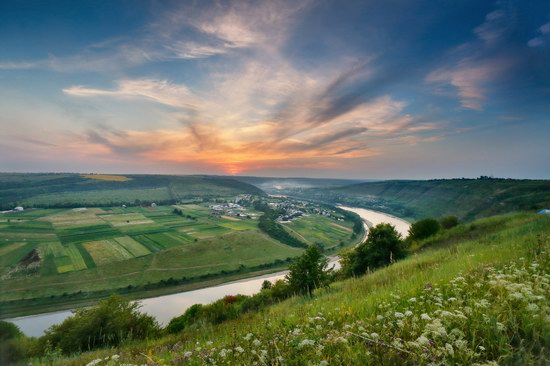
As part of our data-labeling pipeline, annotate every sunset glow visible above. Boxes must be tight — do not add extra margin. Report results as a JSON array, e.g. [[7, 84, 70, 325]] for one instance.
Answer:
[[0, 0, 549, 178]]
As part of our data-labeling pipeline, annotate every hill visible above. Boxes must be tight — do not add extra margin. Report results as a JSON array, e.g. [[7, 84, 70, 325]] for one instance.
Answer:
[[233, 176, 368, 194], [22, 212, 549, 365], [0, 173, 265, 210], [291, 178, 550, 221]]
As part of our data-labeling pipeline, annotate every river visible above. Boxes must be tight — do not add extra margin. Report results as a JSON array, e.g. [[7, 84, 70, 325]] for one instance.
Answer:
[[6, 207, 410, 337]]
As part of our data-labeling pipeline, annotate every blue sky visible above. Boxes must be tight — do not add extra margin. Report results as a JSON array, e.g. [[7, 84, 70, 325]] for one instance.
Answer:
[[0, 0, 549, 179]]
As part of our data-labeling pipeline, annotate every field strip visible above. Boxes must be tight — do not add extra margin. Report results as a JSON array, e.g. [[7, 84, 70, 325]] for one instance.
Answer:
[[4, 258, 287, 292], [329, 222, 353, 232]]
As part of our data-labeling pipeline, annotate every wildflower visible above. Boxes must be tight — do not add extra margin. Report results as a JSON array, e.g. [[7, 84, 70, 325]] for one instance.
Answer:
[[445, 343, 455, 356], [235, 346, 245, 353], [421, 313, 432, 321], [184, 351, 192, 358], [478, 345, 486, 351], [376, 315, 384, 321], [405, 310, 413, 317], [526, 303, 539, 312], [416, 335, 430, 346], [244, 333, 254, 341], [298, 339, 315, 348], [86, 359, 102, 366], [111, 355, 120, 361], [394, 312, 405, 318], [319, 361, 329, 366], [370, 332, 379, 339]]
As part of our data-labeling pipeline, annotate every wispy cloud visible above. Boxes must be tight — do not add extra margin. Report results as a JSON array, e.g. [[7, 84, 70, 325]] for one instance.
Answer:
[[426, 2, 517, 110], [528, 21, 550, 48], [63, 79, 197, 110]]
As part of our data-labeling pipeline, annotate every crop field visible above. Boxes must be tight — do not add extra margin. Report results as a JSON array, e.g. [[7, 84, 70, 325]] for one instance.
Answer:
[[283, 215, 356, 247], [81, 174, 131, 182], [0, 201, 359, 312]]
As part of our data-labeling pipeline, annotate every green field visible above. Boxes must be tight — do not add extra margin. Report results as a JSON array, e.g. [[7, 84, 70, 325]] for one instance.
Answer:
[[0, 201, 358, 316], [283, 215, 355, 248]]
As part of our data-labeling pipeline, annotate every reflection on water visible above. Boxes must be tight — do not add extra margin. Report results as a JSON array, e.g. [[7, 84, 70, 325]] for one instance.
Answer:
[[6, 206, 407, 337]]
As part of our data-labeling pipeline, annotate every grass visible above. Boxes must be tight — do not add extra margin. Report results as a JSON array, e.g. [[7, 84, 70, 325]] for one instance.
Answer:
[[43, 212, 550, 366]]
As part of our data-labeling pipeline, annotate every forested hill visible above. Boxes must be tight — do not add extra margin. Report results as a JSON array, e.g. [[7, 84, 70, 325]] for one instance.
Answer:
[[305, 178, 550, 221], [0, 173, 265, 210]]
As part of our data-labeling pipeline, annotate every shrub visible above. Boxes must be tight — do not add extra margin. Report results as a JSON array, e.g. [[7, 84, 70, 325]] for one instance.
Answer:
[[440, 215, 459, 229], [38, 295, 160, 354], [408, 218, 441, 241]]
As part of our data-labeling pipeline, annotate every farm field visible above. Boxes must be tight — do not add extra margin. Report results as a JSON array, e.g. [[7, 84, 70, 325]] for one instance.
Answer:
[[283, 215, 355, 248], [0, 201, 357, 316]]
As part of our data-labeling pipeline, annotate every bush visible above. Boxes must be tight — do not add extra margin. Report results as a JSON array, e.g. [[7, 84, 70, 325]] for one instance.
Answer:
[[341, 223, 406, 276], [166, 304, 203, 334], [38, 295, 160, 354], [407, 218, 441, 241], [440, 215, 459, 229]]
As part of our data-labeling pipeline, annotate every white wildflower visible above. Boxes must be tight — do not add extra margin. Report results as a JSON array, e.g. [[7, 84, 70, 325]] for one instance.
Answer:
[[421, 313, 432, 321]]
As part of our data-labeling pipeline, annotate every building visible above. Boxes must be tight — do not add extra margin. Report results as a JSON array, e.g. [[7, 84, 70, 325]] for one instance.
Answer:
[[14, 206, 24, 212]]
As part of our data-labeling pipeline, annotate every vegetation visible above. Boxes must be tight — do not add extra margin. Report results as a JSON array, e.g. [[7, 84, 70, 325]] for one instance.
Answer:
[[10, 212, 548, 365], [341, 223, 406, 277], [283, 177, 550, 221], [0, 173, 265, 210], [254, 202, 308, 248], [1, 200, 359, 318], [407, 218, 441, 242], [40, 296, 160, 355], [286, 245, 330, 296], [440, 215, 459, 229]]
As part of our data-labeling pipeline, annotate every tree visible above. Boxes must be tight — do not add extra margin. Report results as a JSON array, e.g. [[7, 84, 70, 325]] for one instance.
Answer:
[[440, 215, 459, 229], [407, 218, 440, 241], [342, 223, 406, 277], [286, 245, 330, 297]]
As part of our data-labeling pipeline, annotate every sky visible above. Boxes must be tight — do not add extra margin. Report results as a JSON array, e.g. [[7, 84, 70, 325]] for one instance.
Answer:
[[0, 0, 549, 179]]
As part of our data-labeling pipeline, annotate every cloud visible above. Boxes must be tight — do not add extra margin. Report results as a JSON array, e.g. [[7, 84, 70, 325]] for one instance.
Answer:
[[528, 21, 550, 48], [63, 79, 197, 110], [473, 7, 511, 45], [426, 2, 518, 110], [0, 61, 44, 70]]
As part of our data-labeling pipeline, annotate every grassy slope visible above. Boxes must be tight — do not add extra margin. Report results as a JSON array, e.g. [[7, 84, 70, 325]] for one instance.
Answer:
[[0, 173, 265, 209], [330, 178, 550, 220], [49, 212, 550, 365]]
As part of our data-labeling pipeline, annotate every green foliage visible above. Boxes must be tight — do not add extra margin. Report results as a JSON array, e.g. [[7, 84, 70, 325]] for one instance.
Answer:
[[286, 245, 330, 296], [38, 295, 160, 354], [0, 320, 38, 365], [342, 223, 406, 276], [440, 215, 459, 229], [408, 218, 441, 241], [254, 202, 307, 248], [166, 304, 203, 334]]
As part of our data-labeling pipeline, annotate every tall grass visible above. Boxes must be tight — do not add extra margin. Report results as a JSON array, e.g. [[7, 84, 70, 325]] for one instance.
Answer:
[[32, 213, 550, 365]]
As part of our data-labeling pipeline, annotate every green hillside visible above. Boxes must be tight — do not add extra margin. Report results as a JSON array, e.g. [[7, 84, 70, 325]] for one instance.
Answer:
[[0, 173, 265, 210], [298, 178, 550, 221], [20, 212, 550, 365]]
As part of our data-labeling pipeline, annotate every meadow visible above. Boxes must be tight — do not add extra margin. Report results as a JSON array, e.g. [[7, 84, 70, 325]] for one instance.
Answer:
[[49, 212, 550, 366], [0, 202, 358, 317]]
